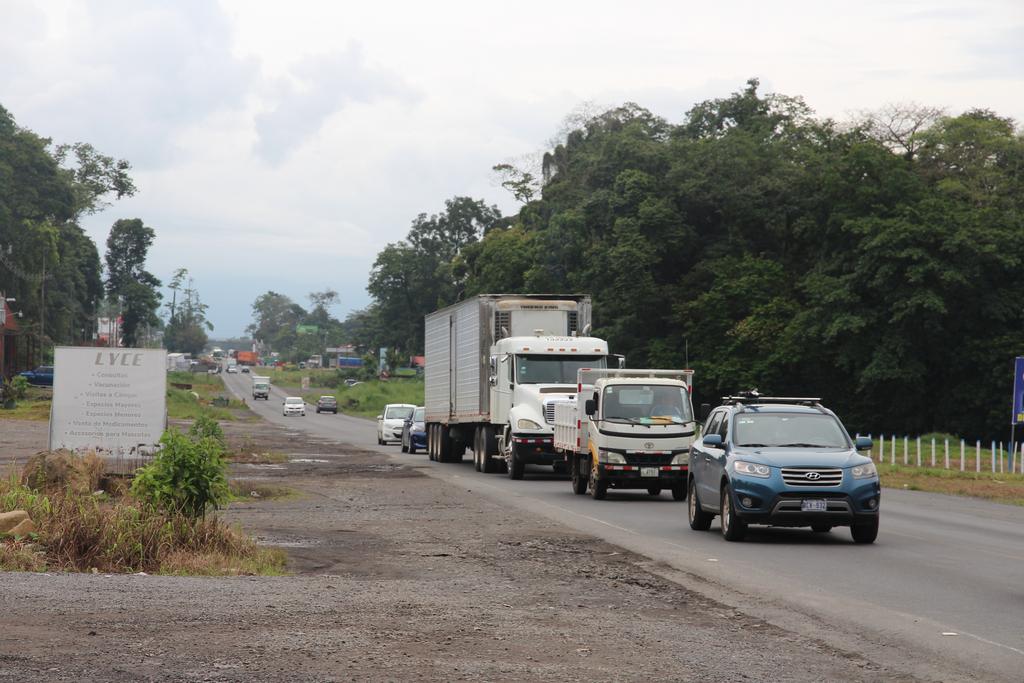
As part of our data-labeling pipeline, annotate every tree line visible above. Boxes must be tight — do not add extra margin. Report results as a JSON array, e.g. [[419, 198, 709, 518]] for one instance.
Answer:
[[351, 80, 1024, 439], [0, 104, 212, 357]]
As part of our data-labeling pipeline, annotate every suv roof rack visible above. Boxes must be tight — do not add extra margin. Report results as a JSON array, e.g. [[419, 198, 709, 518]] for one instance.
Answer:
[[722, 390, 821, 407]]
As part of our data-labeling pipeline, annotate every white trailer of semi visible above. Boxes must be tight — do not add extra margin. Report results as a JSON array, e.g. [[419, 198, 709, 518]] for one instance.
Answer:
[[554, 368, 695, 500], [424, 294, 619, 479]]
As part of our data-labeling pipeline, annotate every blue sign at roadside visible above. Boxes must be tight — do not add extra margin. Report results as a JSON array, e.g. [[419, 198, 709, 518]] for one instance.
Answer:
[[1012, 357, 1024, 425]]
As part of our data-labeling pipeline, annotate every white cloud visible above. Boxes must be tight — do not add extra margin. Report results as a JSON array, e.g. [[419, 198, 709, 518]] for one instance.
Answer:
[[2, 0, 1022, 336]]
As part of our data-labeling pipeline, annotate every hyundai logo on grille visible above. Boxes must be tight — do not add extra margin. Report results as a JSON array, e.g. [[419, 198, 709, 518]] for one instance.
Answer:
[[805, 472, 821, 480]]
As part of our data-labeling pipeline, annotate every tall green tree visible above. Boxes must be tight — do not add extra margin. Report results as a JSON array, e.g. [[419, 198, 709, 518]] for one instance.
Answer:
[[105, 218, 161, 347], [164, 269, 213, 355]]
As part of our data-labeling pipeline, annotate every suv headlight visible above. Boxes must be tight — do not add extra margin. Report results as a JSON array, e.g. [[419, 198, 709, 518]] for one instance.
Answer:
[[598, 450, 626, 464], [671, 451, 689, 465], [851, 462, 878, 479], [733, 460, 770, 478], [517, 418, 542, 430]]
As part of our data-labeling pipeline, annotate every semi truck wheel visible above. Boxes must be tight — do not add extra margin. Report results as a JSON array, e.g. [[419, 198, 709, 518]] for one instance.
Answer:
[[506, 440, 525, 480], [439, 425, 452, 463], [478, 426, 499, 474]]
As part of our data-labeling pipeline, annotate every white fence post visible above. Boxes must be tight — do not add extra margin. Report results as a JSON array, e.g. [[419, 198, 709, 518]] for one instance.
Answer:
[[960, 439, 965, 471], [904, 435, 909, 466], [915, 436, 921, 467], [991, 441, 997, 473], [930, 437, 936, 468], [944, 438, 949, 469], [879, 434, 884, 463], [891, 435, 896, 466], [976, 440, 981, 473]]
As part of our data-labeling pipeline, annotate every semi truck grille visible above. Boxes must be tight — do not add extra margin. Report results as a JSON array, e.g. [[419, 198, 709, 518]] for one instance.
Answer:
[[781, 467, 843, 487], [544, 403, 557, 424]]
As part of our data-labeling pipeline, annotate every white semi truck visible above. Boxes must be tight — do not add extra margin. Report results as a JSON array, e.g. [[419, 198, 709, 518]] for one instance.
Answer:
[[554, 369, 696, 500], [424, 294, 619, 479]]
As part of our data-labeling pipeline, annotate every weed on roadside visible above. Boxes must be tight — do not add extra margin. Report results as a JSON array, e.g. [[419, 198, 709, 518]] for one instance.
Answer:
[[229, 479, 297, 501]]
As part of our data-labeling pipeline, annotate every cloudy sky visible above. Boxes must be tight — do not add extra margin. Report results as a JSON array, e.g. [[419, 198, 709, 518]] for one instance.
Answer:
[[2, 0, 1021, 337]]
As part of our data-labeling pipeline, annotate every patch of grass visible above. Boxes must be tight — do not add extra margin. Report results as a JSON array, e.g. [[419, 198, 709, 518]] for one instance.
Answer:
[[0, 472, 287, 575], [879, 464, 1024, 506], [329, 379, 424, 418], [166, 372, 247, 421], [228, 479, 297, 501], [227, 449, 289, 464], [0, 386, 52, 421]]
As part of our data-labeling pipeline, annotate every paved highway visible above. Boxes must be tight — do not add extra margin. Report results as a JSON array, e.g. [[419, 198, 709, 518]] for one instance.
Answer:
[[223, 371, 1024, 681]]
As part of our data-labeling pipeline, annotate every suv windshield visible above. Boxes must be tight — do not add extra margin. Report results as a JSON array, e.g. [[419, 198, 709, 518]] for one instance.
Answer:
[[413, 407, 425, 422], [385, 406, 414, 420], [516, 355, 607, 384], [602, 384, 692, 423], [734, 413, 849, 448]]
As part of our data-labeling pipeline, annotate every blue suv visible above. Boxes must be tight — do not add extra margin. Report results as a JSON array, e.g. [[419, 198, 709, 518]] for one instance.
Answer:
[[688, 394, 879, 543]]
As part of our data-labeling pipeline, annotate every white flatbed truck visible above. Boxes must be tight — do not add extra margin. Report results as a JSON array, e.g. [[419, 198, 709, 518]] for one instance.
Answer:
[[554, 368, 696, 500]]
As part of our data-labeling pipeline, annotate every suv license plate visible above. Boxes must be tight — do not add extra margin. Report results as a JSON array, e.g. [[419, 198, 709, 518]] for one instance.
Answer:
[[801, 499, 828, 512], [641, 467, 658, 478]]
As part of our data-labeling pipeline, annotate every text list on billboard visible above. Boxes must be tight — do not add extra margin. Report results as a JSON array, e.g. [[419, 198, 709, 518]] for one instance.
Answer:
[[49, 347, 167, 453]]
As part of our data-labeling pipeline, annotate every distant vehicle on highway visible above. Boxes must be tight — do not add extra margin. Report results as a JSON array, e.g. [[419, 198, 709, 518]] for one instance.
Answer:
[[343, 378, 362, 387], [18, 365, 53, 386], [316, 396, 337, 414], [401, 406, 426, 454], [282, 396, 306, 417], [225, 365, 238, 374], [377, 403, 415, 445], [240, 366, 250, 373], [688, 392, 880, 543]]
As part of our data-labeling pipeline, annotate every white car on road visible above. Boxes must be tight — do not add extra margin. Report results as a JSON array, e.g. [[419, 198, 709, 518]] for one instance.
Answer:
[[377, 403, 416, 444], [282, 396, 306, 417]]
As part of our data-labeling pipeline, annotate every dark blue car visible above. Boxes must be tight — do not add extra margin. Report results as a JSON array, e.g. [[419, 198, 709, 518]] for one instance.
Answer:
[[688, 394, 880, 543], [19, 365, 54, 386], [401, 406, 427, 454]]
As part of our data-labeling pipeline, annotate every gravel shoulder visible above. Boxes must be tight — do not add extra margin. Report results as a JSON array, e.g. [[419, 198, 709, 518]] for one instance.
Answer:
[[0, 419, 917, 682]]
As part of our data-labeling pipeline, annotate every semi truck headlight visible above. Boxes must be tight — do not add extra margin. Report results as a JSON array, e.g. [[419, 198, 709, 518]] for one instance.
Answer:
[[671, 452, 689, 465], [598, 450, 625, 464], [733, 461, 770, 478], [517, 418, 542, 430], [852, 462, 878, 479]]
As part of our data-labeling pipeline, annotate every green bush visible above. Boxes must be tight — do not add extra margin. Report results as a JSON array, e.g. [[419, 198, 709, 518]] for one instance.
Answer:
[[131, 430, 229, 519], [188, 414, 225, 447], [9, 376, 28, 400]]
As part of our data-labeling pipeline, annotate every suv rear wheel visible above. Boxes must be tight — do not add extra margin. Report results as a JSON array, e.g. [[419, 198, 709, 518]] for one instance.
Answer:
[[720, 483, 747, 542]]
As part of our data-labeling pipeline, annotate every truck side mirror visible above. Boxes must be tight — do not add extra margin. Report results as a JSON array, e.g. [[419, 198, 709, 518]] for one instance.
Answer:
[[699, 403, 711, 421], [585, 399, 596, 416]]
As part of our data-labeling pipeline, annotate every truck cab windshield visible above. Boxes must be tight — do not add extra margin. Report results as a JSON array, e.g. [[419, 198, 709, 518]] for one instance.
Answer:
[[515, 355, 607, 384], [602, 384, 693, 423]]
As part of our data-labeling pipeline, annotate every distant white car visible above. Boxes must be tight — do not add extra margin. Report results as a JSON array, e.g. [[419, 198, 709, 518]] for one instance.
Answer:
[[226, 365, 238, 374], [282, 396, 306, 417], [377, 403, 416, 444]]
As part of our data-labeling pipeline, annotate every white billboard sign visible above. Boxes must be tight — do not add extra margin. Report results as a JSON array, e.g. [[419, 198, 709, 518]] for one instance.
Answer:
[[49, 347, 167, 454]]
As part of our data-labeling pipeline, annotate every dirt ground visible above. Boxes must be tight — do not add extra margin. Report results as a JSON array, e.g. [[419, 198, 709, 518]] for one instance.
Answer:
[[0, 418, 917, 682]]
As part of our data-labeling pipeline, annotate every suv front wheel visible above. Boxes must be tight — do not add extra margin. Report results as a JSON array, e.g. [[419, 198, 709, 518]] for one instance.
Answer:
[[720, 483, 747, 542], [850, 516, 879, 544], [687, 477, 713, 531]]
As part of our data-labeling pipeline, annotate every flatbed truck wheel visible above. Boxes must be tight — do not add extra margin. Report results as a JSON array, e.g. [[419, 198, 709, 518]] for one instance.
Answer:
[[570, 455, 588, 495]]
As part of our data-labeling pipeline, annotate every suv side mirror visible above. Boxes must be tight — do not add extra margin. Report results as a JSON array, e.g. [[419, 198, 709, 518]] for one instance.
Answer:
[[855, 436, 872, 451], [376, 414, 383, 420], [702, 433, 723, 448], [585, 399, 596, 416], [699, 403, 711, 421]]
